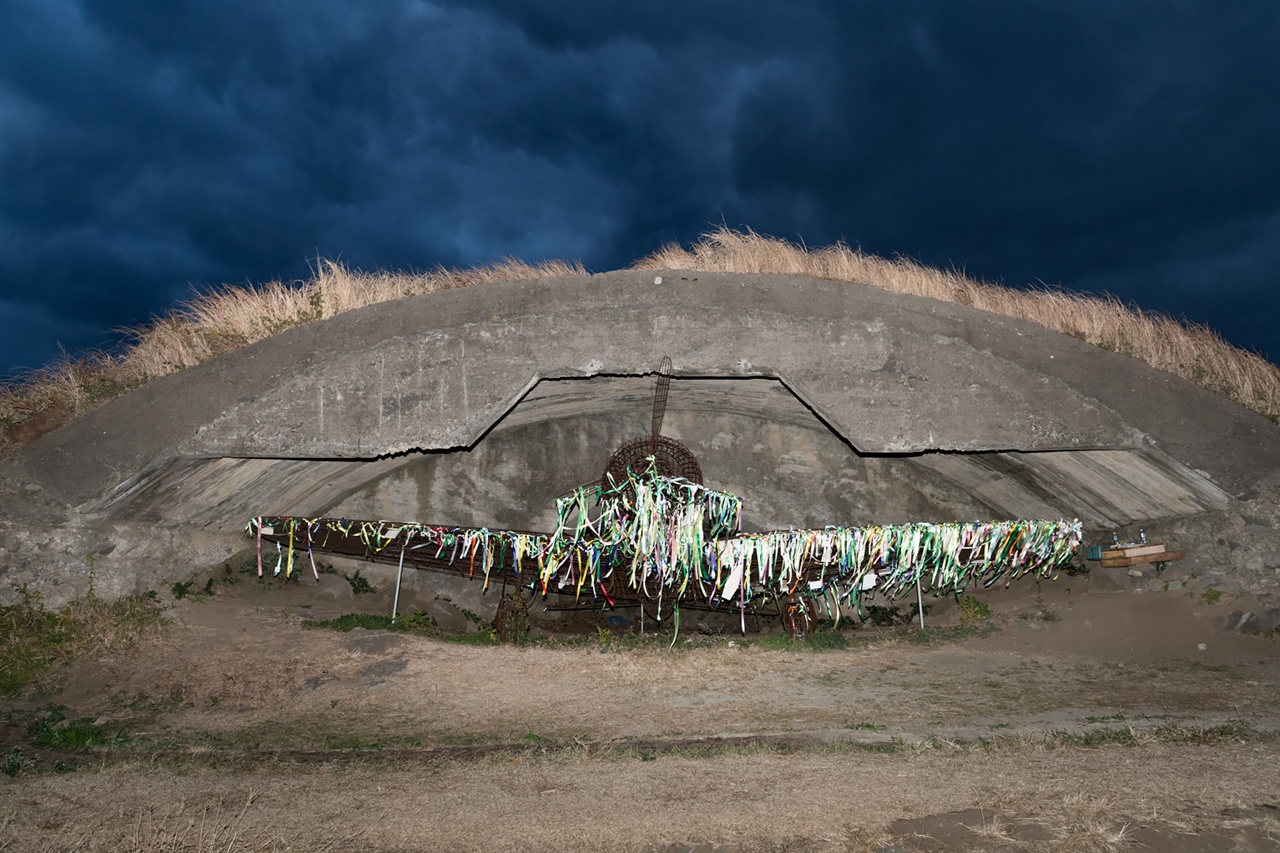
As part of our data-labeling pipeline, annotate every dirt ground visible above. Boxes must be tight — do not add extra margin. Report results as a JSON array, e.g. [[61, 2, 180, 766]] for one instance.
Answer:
[[2, 568, 1278, 852]]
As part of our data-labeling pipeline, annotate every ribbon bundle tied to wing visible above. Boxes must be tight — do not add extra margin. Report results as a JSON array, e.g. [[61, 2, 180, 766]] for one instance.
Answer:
[[542, 461, 744, 603]]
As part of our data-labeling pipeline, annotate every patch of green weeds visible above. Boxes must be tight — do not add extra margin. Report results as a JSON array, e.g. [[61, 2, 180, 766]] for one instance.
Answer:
[[1049, 721, 1250, 748], [740, 628, 852, 652], [344, 570, 376, 595], [169, 575, 223, 601], [0, 585, 75, 695], [1062, 561, 1090, 577], [958, 595, 992, 622], [860, 736, 910, 753], [1200, 588, 1223, 605], [405, 609, 438, 630], [1049, 727, 1137, 747], [802, 628, 849, 650], [303, 613, 395, 632], [442, 628, 501, 646], [0, 705, 130, 777], [0, 585, 163, 697], [864, 604, 904, 626], [2, 746, 38, 778], [300, 612, 500, 646], [458, 606, 484, 625], [905, 622, 994, 645], [1151, 721, 1250, 744], [28, 705, 127, 751], [318, 731, 424, 751]]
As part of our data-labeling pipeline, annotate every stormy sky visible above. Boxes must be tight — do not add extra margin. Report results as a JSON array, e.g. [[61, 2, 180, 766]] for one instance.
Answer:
[[2, 0, 1278, 378]]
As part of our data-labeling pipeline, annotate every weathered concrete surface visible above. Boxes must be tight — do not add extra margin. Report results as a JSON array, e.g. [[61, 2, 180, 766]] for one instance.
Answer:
[[9, 270, 1279, 504], [1, 271, 1278, 605], [324, 377, 1233, 532]]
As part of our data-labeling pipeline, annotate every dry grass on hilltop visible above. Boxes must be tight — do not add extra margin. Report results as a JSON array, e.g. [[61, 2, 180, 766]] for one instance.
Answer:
[[1, 228, 1277, 456]]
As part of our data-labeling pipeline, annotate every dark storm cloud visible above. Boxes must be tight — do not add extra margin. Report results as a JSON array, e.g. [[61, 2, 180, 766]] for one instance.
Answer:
[[1, 0, 1278, 378]]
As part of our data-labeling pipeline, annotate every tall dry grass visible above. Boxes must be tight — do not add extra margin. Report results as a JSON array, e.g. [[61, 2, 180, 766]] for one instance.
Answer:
[[636, 227, 1280, 422], [1, 228, 1276, 457]]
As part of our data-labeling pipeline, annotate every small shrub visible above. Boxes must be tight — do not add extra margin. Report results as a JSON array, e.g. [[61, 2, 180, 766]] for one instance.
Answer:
[[907, 601, 933, 622], [958, 595, 992, 622], [405, 609, 438, 630], [344, 570, 376, 595], [864, 604, 903, 626], [2, 746, 37, 778]]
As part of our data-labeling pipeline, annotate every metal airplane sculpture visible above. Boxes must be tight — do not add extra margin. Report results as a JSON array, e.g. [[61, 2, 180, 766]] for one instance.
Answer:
[[250, 358, 1082, 636]]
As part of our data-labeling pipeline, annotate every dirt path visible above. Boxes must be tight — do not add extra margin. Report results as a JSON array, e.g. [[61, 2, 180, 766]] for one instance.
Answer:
[[2, 576, 1278, 851]]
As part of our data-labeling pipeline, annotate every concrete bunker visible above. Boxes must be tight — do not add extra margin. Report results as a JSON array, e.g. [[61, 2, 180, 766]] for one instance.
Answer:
[[1, 270, 1276, 607]]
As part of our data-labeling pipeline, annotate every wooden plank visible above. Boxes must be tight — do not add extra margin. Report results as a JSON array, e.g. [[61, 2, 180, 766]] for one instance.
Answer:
[[1100, 550, 1185, 568], [1101, 543, 1169, 559]]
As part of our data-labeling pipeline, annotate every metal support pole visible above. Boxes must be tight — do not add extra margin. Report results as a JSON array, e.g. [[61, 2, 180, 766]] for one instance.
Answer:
[[392, 539, 408, 624], [916, 575, 925, 629]]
